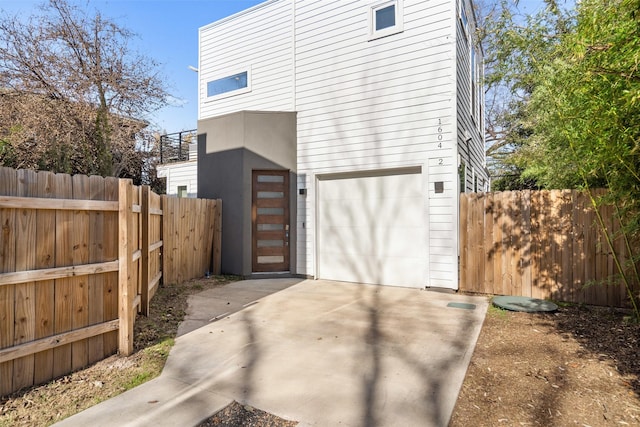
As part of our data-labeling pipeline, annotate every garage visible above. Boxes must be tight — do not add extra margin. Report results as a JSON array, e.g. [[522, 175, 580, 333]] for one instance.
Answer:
[[316, 168, 427, 288]]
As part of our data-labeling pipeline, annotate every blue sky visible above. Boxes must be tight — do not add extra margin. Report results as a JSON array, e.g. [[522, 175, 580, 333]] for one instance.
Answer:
[[0, 0, 556, 135], [0, 0, 264, 134]]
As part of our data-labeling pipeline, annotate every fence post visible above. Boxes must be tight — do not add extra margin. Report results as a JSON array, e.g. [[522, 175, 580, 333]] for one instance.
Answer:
[[213, 199, 222, 275], [161, 195, 171, 285], [459, 193, 468, 291], [140, 186, 150, 316], [118, 179, 133, 356]]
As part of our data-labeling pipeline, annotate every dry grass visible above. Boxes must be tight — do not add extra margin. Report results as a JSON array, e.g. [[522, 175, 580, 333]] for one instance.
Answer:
[[0, 276, 235, 427]]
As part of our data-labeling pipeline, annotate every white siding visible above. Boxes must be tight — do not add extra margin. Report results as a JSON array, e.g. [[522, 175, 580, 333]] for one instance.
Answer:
[[455, 0, 487, 192], [198, 0, 295, 119], [295, 0, 459, 288], [197, 0, 484, 289], [157, 161, 198, 198]]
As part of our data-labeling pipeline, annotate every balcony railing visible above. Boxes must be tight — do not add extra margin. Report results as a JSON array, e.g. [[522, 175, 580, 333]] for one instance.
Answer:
[[159, 129, 197, 164]]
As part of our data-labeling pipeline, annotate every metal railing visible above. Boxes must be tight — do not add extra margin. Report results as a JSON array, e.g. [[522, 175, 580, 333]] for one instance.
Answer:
[[159, 129, 197, 164]]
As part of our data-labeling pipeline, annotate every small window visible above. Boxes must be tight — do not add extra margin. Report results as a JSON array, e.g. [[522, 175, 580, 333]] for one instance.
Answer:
[[206, 70, 250, 99], [471, 46, 483, 128], [459, 161, 466, 193], [471, 48, 477, 121], [472, 168, 478, 192], [375, 5, 395, 30], [177, 185, 187, 198], [369, 1, 403, 40], [478, 52, 484, 129], [459, 0, 469, 40]]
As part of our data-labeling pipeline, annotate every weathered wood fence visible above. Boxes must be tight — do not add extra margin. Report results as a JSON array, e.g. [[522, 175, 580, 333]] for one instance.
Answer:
[[460, 189, 639, 308], [0, 167, 221, 396]]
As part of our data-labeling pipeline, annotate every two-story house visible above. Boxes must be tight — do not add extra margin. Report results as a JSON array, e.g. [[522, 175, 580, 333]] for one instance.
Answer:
[[195, 0, 487, 290]]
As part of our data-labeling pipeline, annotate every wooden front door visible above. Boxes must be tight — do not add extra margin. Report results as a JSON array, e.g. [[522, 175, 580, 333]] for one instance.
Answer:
[[252, 170, 290, 272]]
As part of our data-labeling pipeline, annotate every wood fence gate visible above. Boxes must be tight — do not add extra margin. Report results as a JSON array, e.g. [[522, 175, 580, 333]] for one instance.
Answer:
[[459, 189, 639, 308]]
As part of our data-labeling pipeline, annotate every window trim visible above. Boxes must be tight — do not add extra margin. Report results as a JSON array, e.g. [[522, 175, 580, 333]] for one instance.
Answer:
[[368, 0, 404, 41], [204, 66, 252, 102]]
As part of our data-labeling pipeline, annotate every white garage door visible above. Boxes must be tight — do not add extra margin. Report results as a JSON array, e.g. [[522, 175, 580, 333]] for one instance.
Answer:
[[317, 169, 426, 288]]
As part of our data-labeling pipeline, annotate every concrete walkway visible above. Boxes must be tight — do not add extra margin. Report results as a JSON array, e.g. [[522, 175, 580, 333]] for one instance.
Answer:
[[55, 279, 488, 427]]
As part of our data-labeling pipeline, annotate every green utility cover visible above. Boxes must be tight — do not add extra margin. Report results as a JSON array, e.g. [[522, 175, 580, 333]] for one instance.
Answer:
[[447, 302, 477, 310], [492, 296, 558, 313]]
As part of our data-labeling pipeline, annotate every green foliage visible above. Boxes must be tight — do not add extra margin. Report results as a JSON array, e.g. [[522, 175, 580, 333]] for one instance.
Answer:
[[122, 338, 174, 391], [487, 303, 508, 318], [481, 0, 574, 186], [525, 0, 640, 189], [485, 0, 640, 316]]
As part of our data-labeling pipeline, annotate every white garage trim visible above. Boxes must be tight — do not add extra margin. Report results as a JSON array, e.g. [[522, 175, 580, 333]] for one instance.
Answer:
[[316, 167, 427, 288]]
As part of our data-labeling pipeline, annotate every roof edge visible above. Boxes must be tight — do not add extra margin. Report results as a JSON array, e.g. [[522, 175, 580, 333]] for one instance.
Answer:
[[199, 0, 282, 32]]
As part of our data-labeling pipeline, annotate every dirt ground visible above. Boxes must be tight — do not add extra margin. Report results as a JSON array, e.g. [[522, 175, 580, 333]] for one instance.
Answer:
[[0, 276, 233, 427], [1, 277, 639, 426], [450, 303, 640, 426]]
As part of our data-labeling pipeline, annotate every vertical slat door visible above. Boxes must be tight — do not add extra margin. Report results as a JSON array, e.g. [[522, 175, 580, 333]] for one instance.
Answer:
[[252, 170, 290, 272]]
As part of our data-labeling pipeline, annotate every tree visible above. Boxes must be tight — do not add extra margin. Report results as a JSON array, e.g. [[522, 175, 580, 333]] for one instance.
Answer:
[[479, 0, 573, 190], [483, 0, 640, 315], [527, 0, 640, 315], [0, 0, 168, 187]]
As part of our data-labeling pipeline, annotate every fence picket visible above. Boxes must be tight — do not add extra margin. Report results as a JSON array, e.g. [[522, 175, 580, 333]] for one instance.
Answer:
[[520, 190, 532, 298], [34, 171, 56, 384], [88, 175, 105, 364], [460, 189, 639, 308], [13, 169, 37, 390], [71, 175, 90, 371], [53, 173, 73, 378], [482, 192, 493, 294], [560, 190, 573, 302], [213, 200, 222, 275], [511, 191, 523, 297], [572, 190, 586, 303], [0, 167, 17, 395], [103, 177, 119, 356], [459, 192, 468, 290]]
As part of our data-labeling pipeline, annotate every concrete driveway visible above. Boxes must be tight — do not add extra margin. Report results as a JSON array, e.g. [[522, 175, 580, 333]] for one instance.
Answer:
[[55, 279, 488, 427]]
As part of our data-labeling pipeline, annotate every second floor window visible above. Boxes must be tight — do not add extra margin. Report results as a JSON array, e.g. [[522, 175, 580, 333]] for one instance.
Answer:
[[369, 1, 403, 40], [207, 71, 249, 98]]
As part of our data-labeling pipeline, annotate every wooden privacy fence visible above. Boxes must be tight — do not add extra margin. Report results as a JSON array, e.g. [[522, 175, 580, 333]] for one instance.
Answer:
[[460, 189, 639, 308], [0, 167, 221, 396]]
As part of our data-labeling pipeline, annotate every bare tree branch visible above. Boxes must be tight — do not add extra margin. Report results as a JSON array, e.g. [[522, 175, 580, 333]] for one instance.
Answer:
[[0, 0, 168, 188]]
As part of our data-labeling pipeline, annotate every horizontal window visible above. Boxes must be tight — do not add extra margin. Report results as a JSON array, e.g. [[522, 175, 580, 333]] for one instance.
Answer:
[[257, 191, 284, 199], [257, 256, 284, 264], [257, 240, 284, 248], [257, 207, 284, 215], [257, 224, 284, 231], [257, 175, 285, 183], [206, 71, 249, 98]]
